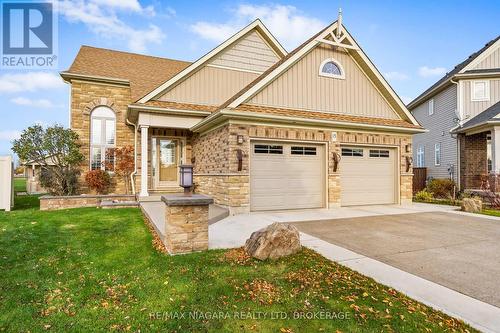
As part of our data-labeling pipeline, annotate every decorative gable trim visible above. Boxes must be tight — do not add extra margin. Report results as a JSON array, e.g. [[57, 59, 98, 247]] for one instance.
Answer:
[[137, 19, 287, 104], [225, 21, 419, 126]]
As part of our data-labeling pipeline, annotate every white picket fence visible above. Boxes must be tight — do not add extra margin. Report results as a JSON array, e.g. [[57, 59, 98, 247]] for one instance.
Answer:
[[0, 156, 14, 211]]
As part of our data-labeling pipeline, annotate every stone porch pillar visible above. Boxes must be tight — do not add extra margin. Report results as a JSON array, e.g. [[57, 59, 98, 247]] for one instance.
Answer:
[[162, 194, 213, 254], [140, 125, 149, 197]]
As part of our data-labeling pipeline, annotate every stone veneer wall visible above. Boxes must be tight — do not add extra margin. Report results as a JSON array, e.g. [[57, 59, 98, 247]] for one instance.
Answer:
[[40, 194, 135, 211], [459, 132, 488, 190], [70, 81, 135, 193], [192, 123, 413, 213]]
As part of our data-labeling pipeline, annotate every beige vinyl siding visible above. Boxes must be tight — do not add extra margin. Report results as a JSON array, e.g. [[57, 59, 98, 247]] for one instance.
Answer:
[[462, 79, 500, 120], [247, 45, 400, 119], [157, 66, 259, 105], [412, 85, 458, 181], [471, 46, 500, 70], [209, 31, 280, 73]]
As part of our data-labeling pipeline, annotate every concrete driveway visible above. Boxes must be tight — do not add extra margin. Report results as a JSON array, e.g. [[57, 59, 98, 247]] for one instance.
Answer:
[[291, 211, 500, 308]]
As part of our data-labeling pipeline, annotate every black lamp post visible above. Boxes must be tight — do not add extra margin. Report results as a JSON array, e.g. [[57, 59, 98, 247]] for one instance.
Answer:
[[179, 164, 193, 195]]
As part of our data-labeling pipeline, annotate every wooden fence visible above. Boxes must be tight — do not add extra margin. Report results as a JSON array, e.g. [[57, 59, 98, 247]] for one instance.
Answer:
[[412, 167, 427, 194]]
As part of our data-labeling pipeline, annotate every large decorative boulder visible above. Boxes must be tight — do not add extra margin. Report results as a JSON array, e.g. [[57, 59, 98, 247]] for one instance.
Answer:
[[244, 223, 301, 260], [461, 198, 482, 213]]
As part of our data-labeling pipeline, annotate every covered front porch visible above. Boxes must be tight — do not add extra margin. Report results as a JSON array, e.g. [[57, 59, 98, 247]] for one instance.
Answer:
[[129, 106, 208, 199], [458, 126, 500, 192]]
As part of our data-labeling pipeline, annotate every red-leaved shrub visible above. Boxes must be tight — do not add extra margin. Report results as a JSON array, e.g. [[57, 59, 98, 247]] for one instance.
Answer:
[[85, 170, 111, 194]]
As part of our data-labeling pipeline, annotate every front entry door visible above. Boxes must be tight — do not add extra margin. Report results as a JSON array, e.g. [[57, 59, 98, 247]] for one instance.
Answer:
[[153, 138, 181, 187]]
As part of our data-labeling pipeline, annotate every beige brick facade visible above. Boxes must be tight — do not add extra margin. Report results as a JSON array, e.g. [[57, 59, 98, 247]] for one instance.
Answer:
[[192, 122, 413, 212], [70, 80, 135, 193]]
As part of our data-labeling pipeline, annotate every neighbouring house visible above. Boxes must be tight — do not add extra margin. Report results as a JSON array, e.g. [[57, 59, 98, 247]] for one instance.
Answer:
[[22, 159, 54, 194], [409, 35, 500, 191], [61, 18, 423, 214]]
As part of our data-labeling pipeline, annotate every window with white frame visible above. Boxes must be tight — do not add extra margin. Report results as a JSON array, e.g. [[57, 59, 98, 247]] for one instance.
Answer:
[[434, 143, 441, 166], [416, 146, 425, 167], [471, 80, 490, 101], [319, 58, 345, 79], [428, 99, 434, 115], [90, 106, 115, 171]]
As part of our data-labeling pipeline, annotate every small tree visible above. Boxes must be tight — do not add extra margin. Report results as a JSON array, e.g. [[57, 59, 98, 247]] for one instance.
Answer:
[[109, 146, 134, 194], [12, 124, 84, 196]]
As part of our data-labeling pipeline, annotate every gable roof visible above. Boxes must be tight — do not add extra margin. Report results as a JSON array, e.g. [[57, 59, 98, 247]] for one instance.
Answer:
[[217, 20, 419, 126], [408, 35, 500, 109], [137, 19, 287, 103], [61, 46, 191, 101], [453, 100, 500, 133]]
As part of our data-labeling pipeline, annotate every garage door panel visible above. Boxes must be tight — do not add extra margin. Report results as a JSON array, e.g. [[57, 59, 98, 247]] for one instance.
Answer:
[[341, 146, 396, 206], [251, 142, 325, 211]]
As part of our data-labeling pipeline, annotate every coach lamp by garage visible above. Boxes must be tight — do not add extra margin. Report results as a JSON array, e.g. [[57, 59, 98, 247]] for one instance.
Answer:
[[179, 165, 193, 195]]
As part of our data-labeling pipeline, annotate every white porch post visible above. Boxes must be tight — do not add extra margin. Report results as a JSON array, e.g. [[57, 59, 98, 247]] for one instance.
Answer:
[[491, 126, 500, 174], [140, 125, 149, 197]]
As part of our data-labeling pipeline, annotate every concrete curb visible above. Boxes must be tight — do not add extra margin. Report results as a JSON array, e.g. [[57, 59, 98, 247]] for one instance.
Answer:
[[300, 232, 500, 333]]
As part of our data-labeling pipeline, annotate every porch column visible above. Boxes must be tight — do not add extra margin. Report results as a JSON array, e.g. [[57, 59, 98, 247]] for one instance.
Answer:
[[491, 126, 500, 174], [140, 125, 149, 197]]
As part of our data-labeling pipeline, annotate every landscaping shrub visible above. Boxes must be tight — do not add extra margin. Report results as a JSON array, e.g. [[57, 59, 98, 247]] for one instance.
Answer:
[[85, 170, 111, 194], [415, 190, 433, 202], [426, 178, 456, 199], [40, 168, 79, 196]]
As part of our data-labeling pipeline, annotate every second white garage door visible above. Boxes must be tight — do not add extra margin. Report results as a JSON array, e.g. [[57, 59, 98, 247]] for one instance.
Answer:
[[340, 146, 397, 206], [250, 141, 325, 211]]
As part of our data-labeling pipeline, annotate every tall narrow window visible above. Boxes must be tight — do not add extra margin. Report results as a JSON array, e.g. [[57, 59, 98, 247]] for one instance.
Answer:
[[90, 106, 115, 171], [434, 143, 441, 166], [416, 146, 425, 167], [428, 99, 434, 115]]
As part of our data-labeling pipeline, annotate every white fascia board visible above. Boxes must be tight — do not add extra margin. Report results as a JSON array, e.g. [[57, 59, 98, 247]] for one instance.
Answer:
[[138, 20, 287, 104], [227, 22, 420, 127], [339, 29, 420, 126], [227, 22, 339, 108], [459, 38, 500, 73]]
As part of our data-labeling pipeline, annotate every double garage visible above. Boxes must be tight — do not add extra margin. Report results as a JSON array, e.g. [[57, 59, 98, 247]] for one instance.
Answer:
[[250, 141, 398, 211]]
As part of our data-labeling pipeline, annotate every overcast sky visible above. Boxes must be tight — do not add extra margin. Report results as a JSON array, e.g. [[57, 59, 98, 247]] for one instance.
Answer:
[[1, 0, 499, 158]]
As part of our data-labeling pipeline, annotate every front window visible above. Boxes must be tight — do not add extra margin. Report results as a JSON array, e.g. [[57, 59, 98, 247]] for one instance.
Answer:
[[487, 133, 492, 173], [319, 58, 345, 79], [417, 146, 425, 167], [471, 80, 490, 101], [90, 106, 115, 171], [434, 143, 441, 166]]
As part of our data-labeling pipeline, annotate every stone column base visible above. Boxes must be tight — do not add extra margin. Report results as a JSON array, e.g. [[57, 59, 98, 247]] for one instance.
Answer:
[[162, 194, 214, 255]]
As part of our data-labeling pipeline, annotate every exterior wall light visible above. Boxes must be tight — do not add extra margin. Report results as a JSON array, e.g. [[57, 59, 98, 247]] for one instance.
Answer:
[[179, 164, 193, 195], [237, 135, 244, 144], [406, 143, 412, 153]]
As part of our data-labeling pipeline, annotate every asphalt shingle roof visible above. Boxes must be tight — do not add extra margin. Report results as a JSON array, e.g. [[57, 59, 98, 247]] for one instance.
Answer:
[[458, 101, 500, 131]]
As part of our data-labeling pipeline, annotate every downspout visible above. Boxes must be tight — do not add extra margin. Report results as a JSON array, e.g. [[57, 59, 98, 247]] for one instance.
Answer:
[[126, 117, 138, 195], [450, 78, 461, 190]]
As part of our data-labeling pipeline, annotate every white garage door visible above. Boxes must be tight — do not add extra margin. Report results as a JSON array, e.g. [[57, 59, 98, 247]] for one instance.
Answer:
[[340, 146, 397, 206], [250, 141, 325, 211]]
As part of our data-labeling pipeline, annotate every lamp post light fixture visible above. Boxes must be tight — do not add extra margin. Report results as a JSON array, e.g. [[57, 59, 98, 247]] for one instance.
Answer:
[[179, 164, 193, 195]]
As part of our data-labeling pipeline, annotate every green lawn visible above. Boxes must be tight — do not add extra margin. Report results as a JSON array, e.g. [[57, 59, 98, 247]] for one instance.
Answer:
[[13, 177, 27, 193], [0, 196, 474, 332]]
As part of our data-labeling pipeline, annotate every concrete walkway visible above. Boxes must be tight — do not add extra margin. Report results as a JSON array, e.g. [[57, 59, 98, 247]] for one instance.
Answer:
[[209, 203, 500, 333]]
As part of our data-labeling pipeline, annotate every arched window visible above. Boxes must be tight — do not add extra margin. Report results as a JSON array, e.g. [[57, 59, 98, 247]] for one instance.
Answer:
[[319, 58, 345, 79], [90, 106, 115, 171]]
